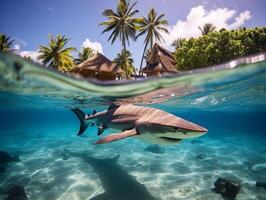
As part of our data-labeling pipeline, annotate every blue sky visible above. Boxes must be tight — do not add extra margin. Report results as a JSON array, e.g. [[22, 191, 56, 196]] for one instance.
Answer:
[[1, 0, 265, 68]]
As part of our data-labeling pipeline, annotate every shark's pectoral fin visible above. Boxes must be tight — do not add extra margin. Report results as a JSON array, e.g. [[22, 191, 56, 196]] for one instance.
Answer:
[[95, 128, 138, 144], [97, 127, 104, 136], [97, 124, 107, 136]]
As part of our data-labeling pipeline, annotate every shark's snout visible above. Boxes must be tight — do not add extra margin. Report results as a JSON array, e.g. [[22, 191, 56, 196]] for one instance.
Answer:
[[179, 123, 208, 139], [175, 117, 208, 137], [193, 124, 208, 132], [190, 124, 208, 134]]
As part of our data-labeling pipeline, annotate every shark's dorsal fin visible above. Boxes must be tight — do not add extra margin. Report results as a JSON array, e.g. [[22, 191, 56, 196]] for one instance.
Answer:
[[92, 109, 97, 115], [107, 103, 120, 110]]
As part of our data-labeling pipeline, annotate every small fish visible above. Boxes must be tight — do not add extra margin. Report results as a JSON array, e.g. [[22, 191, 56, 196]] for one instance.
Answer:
[[72, 104, 207, 145]]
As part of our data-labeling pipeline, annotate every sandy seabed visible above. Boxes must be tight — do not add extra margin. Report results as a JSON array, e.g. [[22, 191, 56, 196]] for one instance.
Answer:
[[0, 127, 266, 200]]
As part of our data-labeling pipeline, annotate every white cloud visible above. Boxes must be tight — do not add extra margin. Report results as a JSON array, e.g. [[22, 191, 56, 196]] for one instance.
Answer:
[[13, 38, 27, 47], [19, 50, 41, 63], [11, 39, 41, 63], [13, 44, 20, 51], [229, 11, 251, 29], [81, 38, 103, 54], [162, 6, 251, 48]]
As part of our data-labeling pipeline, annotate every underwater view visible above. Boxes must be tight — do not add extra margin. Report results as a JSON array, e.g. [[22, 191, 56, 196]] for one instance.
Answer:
[[1, 0, 266, 199], [0, 52, 266, 200]]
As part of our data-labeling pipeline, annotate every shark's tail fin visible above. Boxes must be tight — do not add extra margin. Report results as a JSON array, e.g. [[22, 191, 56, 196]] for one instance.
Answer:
[[71, 108, 90, 136]]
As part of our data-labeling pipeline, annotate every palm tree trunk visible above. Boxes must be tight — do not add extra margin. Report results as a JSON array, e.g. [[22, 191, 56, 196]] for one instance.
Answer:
[[139, 41, 149, 75], [150, 33, 153, 49], [122, 34, 129, 79]]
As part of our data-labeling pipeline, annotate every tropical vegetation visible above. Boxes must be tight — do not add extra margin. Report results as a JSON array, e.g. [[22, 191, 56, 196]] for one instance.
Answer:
[[37, 35, 76, 72], [172, 37, 186, 49], [136, 8, 169, 72], [198, 23, 216, 35], [100, 0, 139, 51], [2, 0, 266, 79], [113, 50, 135, 78], [100, 0, 139, 78], [0, 34, 15, 52], [174, 27, 266, 70], [74, 47, 95, 65]]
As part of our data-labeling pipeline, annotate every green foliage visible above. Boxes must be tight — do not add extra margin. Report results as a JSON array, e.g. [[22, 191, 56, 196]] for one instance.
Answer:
[[198, 23, 216, 35], [136, 8, 169, 71], [74, 47, 95, 65], [113, 50, 136, 78], [100, 0, 139, 50], [0, 34, 15, 52], [175, 27, 266, 70], [172, 38, 185, 49], [37, 35, 76, 72], [136, 8, 169, 49], [100, 0, 139, 79]]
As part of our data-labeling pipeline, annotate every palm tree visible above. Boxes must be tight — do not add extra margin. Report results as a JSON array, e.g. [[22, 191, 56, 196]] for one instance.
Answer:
[[136, 8, 169, 72], [113, 50, 135, 79], [74, 47, 95, 65], [0, 34, 15, 52], [171, 38, 185, 49], [100, 0, 139, 78], [199, 23, 216, 35], [37, 35, 76, 72], [100, 0, 139, 57]]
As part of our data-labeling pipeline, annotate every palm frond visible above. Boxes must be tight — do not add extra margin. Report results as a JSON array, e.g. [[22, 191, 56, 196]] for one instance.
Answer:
[[102, 9, 118, 17], [100, 0, 138, 55], [199, 23, 216, 35], [37, 34, 75, 71], [0, 34, 15, 52]]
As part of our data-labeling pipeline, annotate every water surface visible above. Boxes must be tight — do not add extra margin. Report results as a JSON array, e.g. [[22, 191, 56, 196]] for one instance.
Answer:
[[0, 53, 266, 200]]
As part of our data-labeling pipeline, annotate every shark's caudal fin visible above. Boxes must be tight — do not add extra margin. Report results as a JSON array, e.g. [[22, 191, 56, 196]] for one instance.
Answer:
[[71, 108, 89, 136]]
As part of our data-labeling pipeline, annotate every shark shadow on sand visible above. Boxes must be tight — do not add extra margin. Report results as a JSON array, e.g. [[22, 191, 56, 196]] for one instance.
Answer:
[[66, 151, 156, 200]]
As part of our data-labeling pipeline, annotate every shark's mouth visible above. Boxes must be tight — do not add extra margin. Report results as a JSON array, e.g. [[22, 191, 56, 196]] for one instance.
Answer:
[[159, 137, 182, 142]]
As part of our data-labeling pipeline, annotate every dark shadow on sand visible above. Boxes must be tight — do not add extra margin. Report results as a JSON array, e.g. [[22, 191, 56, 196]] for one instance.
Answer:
[[67, 151, 156, 200]]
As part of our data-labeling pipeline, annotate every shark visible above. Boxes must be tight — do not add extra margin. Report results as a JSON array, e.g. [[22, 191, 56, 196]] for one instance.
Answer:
[[72, 104, 207, 145]]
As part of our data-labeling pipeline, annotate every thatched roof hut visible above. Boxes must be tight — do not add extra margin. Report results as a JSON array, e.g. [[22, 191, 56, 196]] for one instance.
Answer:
[[140, 43, 179, 77], [71, 53, 123, 81]]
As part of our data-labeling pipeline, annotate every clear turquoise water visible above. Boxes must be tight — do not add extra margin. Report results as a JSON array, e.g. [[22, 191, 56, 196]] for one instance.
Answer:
[[0, 53, 266, 199]]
